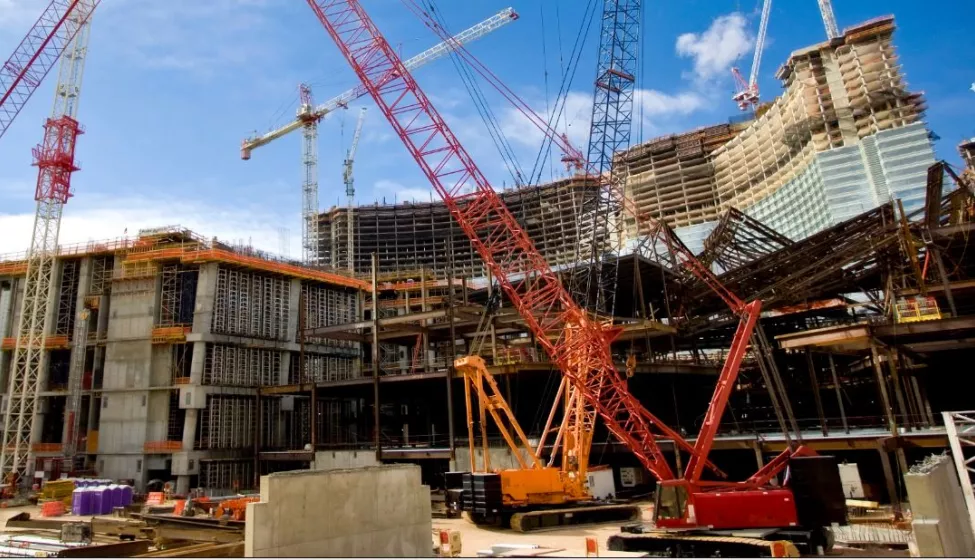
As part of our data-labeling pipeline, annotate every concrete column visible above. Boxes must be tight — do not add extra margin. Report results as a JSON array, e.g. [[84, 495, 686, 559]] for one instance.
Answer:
[[286, 278, 302, 342], [188, 342, 206, 384], [278, 351, 291, 385], [176, 408, 199, 494], [191, 263, 219, 335]]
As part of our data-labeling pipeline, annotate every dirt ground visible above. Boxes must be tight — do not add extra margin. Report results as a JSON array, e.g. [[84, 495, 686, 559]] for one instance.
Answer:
[[431, 503, 910, 558], [432, 503, 657, 557]]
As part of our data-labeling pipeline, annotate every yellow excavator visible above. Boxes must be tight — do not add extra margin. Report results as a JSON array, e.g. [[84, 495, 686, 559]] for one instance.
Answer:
[[446, 293, 641, 532]]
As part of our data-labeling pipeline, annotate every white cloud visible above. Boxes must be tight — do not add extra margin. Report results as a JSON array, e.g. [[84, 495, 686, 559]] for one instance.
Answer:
[[498, 88, 706, 155], [635, 89, 706, 116], [0, 193, 299, 257], [676, 13, 754, 81], [373, 179, 432, 204]]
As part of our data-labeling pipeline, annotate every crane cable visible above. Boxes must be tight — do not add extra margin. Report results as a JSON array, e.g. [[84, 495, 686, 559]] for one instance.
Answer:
[[528, 0, 600, 186], [420, 0, 527, 188]]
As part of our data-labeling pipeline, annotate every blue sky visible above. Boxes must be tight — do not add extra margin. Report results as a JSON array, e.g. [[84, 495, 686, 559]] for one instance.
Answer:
[[0, 0, 972, 256]]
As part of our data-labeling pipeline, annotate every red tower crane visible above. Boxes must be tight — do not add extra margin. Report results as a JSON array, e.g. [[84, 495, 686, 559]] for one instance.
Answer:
[[0, 0, 98, 141]]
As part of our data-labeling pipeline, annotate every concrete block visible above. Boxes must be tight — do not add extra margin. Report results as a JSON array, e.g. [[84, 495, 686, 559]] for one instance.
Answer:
[[377, 469, 414, 528], [322, 534, 355, 557], [912, 519, 945, 557], [244, 502, 272, 557], [245, 465, 430, 557]]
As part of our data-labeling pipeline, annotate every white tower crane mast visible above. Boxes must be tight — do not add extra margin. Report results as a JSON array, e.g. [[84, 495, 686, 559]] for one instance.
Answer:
[[1, 1, 95, 483], [731, 0, 771, 111], [818, 0, 841, 39], [343, 107, 365, 271], [298, 84, 320, 265]]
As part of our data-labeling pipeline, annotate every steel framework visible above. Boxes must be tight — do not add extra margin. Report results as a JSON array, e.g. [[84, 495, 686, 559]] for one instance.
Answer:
[[304, 0, 714, 482], [568, 0, 641, 317]]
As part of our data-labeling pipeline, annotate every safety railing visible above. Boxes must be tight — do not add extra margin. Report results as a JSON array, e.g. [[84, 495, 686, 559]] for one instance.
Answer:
[[894, 296, 942, 324]]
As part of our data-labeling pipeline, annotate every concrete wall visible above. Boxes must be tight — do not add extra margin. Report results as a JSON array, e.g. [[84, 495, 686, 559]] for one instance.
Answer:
[[312, 450, 379, 470], [905, 454, 975, 557], [98, 276, 158, 489], [245, 465, 431, 557]]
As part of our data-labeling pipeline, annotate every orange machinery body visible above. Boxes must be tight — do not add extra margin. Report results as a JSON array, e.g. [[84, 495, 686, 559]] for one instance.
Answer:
[[498, 467, 581, 508]]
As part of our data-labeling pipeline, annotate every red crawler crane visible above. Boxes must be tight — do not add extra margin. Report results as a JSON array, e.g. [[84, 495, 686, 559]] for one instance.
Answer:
[[303, 2, 845, 556]]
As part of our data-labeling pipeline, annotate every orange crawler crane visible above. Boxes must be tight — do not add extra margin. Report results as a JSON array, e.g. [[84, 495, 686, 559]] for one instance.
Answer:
[[447, 293, 641, 531]]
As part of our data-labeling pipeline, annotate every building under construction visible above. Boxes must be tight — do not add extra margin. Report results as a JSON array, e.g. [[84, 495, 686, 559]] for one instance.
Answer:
[[0, 15, 972, 515], [620, 16, 934, 251]]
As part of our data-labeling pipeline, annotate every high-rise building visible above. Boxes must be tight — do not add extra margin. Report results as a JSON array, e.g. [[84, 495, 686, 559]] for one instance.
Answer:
[[621, 16, 935, 251]]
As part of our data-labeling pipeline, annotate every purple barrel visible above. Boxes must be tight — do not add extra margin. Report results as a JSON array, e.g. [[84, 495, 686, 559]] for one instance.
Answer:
[[101, 486, 114, 514], [79, 488, 93, 515], [120, 485, 133, 507], [108, 485, 122, 509], [91, 487, 103, 516], [71, 488, 84, 515]]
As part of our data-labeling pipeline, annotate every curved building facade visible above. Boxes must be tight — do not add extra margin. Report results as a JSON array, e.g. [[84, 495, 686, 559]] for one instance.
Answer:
[[620, 15, 935, 251]]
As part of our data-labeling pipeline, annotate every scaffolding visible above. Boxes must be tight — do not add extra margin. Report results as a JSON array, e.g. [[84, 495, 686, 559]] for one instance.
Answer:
[[204, 344, 281, 387], [55, 260, 80, 336], [199, 460, 254, 495], [197, 395, 256, 450], [211, 268, 291, 341]]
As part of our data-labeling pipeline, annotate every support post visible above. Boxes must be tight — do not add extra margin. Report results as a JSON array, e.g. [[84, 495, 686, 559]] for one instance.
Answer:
[[870, 341, 898, 436], [805, 350, 828, 436], [371, 253, 381, 460], [885, 348, 911, 432], [877, 446, 902, 516], [827, 354, 850, 434], [420, 267, 429, 373], [445, 263, 456, 456], [931, 247, 958, 316]]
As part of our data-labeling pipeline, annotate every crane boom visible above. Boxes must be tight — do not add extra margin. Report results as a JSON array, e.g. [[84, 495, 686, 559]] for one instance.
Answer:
[[818, 0, 840, 39], [749, 0, 771, 88], [240, 7, 518, 160], [304, 0, 706, 483], [0, 0, 98, 141]]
